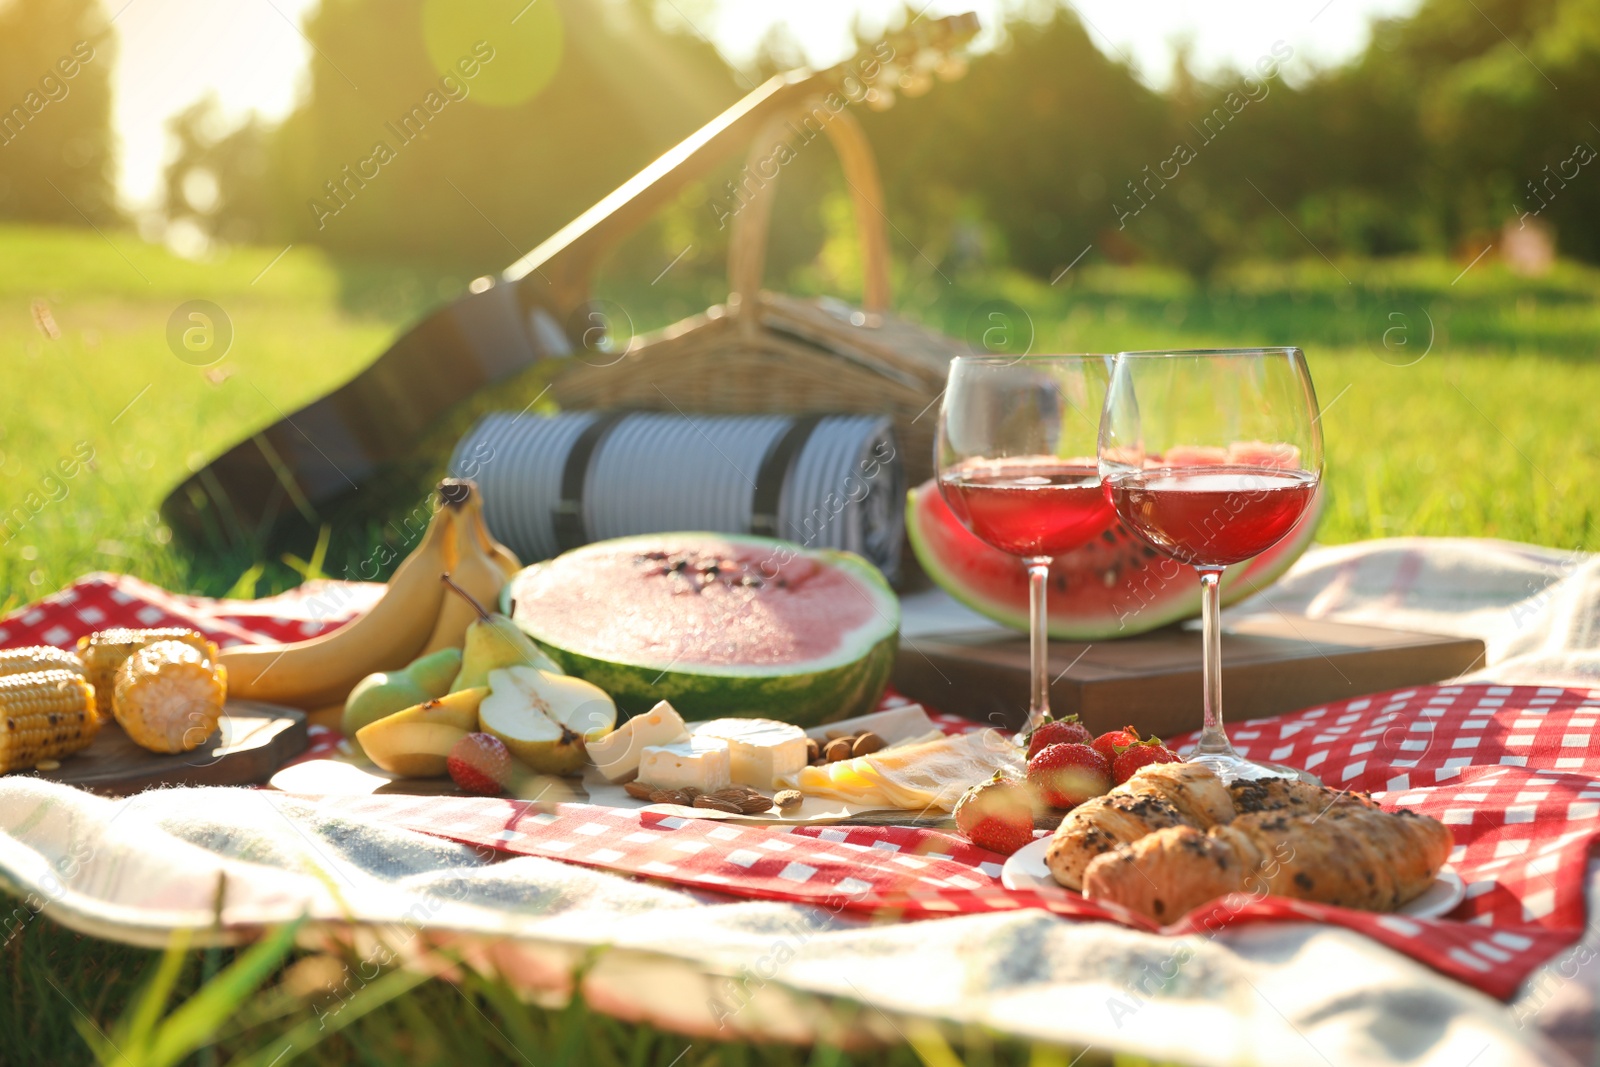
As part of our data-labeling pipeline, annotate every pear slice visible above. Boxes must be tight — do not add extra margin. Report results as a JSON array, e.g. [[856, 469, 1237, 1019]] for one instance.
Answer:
[[354, 687, 487, 775], [479, 666, 615, 776]]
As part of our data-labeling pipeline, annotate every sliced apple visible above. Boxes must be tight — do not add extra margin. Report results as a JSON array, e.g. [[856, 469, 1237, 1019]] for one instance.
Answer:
[[355, 687, 488, 776], [479, 666, 615, 776]]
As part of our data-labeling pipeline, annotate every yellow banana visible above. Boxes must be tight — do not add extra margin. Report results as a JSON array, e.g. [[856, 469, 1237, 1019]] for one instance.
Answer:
[[219, 501, 458, 710], [442, 478, 521, 578], [418, 488, 508, 656]]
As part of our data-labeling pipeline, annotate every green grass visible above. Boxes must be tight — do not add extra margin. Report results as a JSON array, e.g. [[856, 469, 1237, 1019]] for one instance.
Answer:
[[4, 222, 1600, 1061]]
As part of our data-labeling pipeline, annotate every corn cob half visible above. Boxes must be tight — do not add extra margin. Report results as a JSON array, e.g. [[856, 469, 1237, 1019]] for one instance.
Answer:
[[0, 669, 100, 773], [113, 640, 227, 754], [0, 646, 85, 679], [78, 628, 216, 721]]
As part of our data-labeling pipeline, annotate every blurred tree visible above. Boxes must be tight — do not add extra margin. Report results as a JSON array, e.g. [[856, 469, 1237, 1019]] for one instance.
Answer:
[[245, 0, 739, 272], [164, 97, 278, 247], [0, 0, 117, 224], [861, 5, 1175, 277]]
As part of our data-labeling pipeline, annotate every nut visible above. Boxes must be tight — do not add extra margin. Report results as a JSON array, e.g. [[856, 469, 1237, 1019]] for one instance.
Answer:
[[737, 795, 773, 814], [693, 794, 743, 814], [851, 731, 885, 758], [650, 788, 695, 806], [805, 738, 821, 763], [774, 789, 803, 811], [624, 780, 655, 800], [823, 737, 854, 763], [824, 729, 852, 741]]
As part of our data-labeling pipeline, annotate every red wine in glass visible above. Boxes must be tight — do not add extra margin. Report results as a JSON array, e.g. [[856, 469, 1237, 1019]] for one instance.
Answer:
[[940, 462, 1116, 558], [1107, 465, 1318, 566]]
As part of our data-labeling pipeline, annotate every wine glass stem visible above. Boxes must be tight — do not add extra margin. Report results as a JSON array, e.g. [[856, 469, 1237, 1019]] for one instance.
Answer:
[[1024, 557, 1052, 738], [1194, 566, 1235, 757]]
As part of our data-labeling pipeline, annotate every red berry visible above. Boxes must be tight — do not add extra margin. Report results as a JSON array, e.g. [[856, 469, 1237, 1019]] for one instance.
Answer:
[[1025, 715, 1093, 759], [1111, 737, 1181, 784], [1092, 725, 1142, 764], [448, 732, 513, 795], [953, 775, 1035, 855], [1027, 742, 1112, 809]]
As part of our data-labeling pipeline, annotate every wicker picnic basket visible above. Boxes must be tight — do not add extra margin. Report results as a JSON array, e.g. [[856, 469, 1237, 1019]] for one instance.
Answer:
[[551, 108, 967, 490]]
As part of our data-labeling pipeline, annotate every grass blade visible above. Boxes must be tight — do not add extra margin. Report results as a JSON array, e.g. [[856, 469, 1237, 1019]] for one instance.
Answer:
[[142, 920, 300, 1067]]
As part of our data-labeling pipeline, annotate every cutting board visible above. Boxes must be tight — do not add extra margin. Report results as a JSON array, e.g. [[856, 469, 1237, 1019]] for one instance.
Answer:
[[27, 701, 307, 796], [892, 617, 1486, 738]]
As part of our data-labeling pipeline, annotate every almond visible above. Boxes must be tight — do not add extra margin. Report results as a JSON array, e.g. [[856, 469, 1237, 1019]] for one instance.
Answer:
[[774, 789, 803, 811], [851, 732, 885, 757], [693, 794, 742, 814], [624, 780, 655, 800], [805, 738, 821, 763], [650, 788, 695, 806], [824, 737, 854, 763]]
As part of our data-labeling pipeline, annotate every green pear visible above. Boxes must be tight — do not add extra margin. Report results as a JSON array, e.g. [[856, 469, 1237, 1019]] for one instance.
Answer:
[[443, 574, 561, 692], [478, 666, 615, 776], [341, 647, 463, 739], [408, 646, 463, 696]]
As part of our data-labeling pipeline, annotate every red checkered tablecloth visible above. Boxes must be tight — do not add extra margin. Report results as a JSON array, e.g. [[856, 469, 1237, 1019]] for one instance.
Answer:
[[3, 575, 1595, 1000]]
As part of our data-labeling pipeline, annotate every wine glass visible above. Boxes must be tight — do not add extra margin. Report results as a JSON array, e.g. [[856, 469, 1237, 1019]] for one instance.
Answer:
[[936, 355, 1116, 740], [1099, 348, 1323, 782]]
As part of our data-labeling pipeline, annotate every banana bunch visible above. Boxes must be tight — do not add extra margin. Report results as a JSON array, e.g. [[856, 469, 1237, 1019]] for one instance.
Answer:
[[218, 480, 520, 711]]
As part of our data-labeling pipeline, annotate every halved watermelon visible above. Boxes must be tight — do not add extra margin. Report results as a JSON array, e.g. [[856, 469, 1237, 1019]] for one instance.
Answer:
[[906, 479, 1322, 639], [503, 534, 897, 725]]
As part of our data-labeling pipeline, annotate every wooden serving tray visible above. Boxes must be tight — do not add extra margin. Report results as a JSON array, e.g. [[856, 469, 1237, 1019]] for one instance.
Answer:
[[26, 701, 307, 796], [892, 617, 1485, 738]]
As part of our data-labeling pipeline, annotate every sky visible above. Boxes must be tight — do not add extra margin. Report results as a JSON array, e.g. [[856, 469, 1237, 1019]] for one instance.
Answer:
[[109, 0, 1422, 213]]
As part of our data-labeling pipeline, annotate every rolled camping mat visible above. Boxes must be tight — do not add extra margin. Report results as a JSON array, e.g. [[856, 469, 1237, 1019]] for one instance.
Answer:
[[448, 411, 904, 581]]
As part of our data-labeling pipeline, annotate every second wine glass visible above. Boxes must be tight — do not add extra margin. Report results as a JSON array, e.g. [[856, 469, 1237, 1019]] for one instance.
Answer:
[[935, 355, 1116, 739], [1098, 347, 1324, 782]]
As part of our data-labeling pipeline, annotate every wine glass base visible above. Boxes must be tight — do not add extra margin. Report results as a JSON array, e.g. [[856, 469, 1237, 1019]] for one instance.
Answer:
[[1185, 749, 1321, 785]]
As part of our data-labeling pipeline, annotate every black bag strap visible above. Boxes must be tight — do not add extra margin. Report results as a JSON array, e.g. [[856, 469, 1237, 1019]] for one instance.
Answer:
[[750, 414, 824, 538], [552, 411, 629, 552]]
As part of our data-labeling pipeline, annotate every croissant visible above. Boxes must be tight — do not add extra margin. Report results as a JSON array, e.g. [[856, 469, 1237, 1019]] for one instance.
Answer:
[[1228, 776, 1375, 818], [1081, 806, 1453, 922], [1044, 761, 1236, 890]]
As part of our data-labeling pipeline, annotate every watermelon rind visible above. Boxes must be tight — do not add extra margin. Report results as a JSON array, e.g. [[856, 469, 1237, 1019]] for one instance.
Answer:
[[905, 481, 1323, 641], [502, 534, 899, 727]]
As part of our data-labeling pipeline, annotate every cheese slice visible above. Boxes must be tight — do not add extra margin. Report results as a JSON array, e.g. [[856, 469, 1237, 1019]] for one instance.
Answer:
[[691, 718, 809, 789], [638, 736, 731, 792], [586, 700, 690, 782], [779, 730, 1022, 812]]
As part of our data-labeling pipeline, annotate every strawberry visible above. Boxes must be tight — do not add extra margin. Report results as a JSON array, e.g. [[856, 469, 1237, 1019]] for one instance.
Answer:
[[448, 732, 513, 795], [1111, 737, 1181, 784], [1027, 742, 1112, 809], [953, 773, 1035, 855], [1091, 725, 1143, 764], [1025, 714, 1093, 759]]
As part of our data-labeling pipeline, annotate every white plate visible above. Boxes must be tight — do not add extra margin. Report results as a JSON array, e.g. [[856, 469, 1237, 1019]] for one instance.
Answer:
[[1000, 837, 1467, 918]]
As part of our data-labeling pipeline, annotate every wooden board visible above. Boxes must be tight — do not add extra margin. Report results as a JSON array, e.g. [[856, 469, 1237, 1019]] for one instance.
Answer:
[[892, 618, 1486, 738], [27, 701, 307, 796]]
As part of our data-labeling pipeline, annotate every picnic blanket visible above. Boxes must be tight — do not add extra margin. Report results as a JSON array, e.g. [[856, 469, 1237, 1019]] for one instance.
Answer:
[[3, 537, 1600, 1065]]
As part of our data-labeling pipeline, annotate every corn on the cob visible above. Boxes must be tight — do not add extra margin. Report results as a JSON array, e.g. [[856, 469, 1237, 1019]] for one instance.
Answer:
[[0, 646, 84, 679], [0, 669, 99, 773], [78, 628, 216, 721], [113, 640, 227, 754]]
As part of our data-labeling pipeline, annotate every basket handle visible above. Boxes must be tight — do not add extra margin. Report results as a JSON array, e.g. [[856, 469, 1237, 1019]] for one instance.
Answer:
[[727, 104, 892, 318]]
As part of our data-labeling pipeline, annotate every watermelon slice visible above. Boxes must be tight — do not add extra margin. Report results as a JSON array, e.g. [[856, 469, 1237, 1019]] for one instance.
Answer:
[[503, 534, 897, 726], [906, 479, 1322, 639]]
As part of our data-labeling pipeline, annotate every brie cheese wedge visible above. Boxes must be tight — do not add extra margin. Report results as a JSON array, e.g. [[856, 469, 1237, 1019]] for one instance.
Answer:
[[586, 700, 690, 782], [692, 717, 809, 790], [638, 736, 731, 792]]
